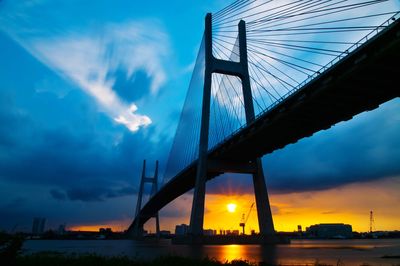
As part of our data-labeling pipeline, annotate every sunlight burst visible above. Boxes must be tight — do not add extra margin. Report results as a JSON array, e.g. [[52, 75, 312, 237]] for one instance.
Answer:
[[227, 203, 237, 213]]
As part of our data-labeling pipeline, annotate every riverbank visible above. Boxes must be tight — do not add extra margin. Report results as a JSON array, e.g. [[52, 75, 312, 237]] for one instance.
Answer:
[[1, 237, 257, 266], [3, 236, 400, 265], [9, 253, 263, 266]]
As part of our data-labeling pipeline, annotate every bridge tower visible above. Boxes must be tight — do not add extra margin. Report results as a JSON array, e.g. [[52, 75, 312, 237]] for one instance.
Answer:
[[189, 13, 275, 240], [132, 160, 160, 238]]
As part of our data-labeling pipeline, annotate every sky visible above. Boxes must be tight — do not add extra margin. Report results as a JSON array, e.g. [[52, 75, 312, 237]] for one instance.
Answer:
[[0, 0, 399, 234]]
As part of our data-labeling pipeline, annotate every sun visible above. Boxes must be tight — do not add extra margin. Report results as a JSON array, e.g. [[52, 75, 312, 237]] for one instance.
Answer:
[[227, 203, 237, 213]]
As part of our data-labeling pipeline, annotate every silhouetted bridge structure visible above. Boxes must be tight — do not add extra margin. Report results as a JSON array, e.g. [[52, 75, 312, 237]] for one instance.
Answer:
[[128, 1, 400, 243]]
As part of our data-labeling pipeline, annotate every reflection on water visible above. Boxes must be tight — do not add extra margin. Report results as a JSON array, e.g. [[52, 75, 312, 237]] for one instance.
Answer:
[[213, 245, 277, 264], [221, 245, 244, 261], [23, 239, 400, 266]]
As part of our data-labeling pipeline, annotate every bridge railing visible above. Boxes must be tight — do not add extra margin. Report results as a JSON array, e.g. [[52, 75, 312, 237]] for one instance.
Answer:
[[292, 12, 400, 99]]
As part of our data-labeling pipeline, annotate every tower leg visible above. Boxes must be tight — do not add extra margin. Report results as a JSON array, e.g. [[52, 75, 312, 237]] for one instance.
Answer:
[[252, 158, 275, 235], [189, 69, 211, 236], [155, 213, 160, 238], [132, 224, 144, 237], [189, 13, 213, 237], [152, 160, 161, 238], [133, 160, 146, 237], [238, 18, 275, 237], [189, 160, 208, 236]]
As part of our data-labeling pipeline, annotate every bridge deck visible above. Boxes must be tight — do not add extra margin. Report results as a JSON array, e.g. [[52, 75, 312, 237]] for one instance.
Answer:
[[128, 18, 400, 232]]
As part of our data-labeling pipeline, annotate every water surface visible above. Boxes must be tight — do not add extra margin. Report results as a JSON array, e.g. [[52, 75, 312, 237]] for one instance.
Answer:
[[22, 238, 400, 265]]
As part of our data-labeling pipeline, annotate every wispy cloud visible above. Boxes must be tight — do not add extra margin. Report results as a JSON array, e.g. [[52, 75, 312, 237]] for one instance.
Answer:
[[29, 21, 170, 131], [0, 2, 171, 132]]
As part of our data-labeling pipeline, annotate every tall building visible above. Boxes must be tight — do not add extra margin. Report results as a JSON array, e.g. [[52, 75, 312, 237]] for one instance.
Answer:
[[32, 218, 46, 235], [175, 224, 189, 235], [297, 225, 302, 232], [306, 223, 352, 239], [58, 224, 66, 235]]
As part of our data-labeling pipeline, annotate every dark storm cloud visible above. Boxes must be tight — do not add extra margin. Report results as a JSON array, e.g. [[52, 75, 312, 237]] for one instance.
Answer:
[[265, 100, 400, 193], [0, 121, 169, 189], [0, 197, 33, 231], [66, 188, 107, 202], [0, 85, 170, 189], [0, 110, 19, 147], [50, 186, 137, 202], [0, 127, 113, 186], [49, 189, 66, 200], [0, 93, 31, 148], [2, 197, 27, 209]]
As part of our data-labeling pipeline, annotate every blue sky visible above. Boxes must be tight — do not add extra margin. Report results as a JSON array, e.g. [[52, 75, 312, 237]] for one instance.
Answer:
[[0, 0, 399, 232]]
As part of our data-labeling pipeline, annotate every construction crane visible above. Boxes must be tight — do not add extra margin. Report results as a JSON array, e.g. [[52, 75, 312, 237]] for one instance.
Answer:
[[370, 210, 375, 233], [239, 202, 254, 235]]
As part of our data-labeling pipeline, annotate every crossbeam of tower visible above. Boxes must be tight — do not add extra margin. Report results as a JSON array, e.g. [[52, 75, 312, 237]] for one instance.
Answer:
[[189, 13, 275, 241]]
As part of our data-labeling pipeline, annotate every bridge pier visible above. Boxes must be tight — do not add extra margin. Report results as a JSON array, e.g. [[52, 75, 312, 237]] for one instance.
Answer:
[[188, 13, 277, 242]]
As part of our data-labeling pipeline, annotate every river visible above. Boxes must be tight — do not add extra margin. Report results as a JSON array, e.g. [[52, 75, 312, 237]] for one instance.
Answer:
[[22, 238, 400, 265]]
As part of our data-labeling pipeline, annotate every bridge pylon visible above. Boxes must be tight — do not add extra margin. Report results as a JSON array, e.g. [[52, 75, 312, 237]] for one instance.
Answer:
[[188, 13, 276, 241], [130, 160, 160, 238]]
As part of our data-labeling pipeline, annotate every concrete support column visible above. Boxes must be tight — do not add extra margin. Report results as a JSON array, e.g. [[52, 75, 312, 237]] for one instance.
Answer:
[[133, 160, 146, 236], [189, 13, 213, 237], [238, 20, 275, 236], [152, 161, 160, 237], [253, 158, 275, 235]]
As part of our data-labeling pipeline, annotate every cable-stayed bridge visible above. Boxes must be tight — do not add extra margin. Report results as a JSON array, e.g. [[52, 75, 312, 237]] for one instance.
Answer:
[[128, 0, 400, 243]]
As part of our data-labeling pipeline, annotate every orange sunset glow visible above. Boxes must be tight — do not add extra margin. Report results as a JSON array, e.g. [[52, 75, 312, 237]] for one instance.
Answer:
[[68, 176, 400, 234], [203, 176, 400, 233], [69, 222, 126, 232], [141, 176, 400, 233]]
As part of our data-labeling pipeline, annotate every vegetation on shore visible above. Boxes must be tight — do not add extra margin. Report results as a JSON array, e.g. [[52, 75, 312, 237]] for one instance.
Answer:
[[15, 253, 262, 266], [1, 234, 255, 266]]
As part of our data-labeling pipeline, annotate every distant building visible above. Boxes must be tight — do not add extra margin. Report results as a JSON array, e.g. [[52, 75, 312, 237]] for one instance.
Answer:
[[58, 224, 66, 235], [297, 225, 302, 232], [175, 224, 189, 235], [226, 230, 239, 236], [306, 223, 352, 239], [220, 230, 227, 235], [160, 230, 171, 237], [203, 229, 216, 236], [99, 228, 112, 234], [32, 218, 46, 235]]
